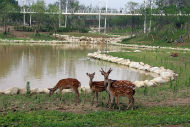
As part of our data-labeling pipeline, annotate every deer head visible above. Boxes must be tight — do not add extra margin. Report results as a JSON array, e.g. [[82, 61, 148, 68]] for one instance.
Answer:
[[48, 88, 54, 97], [100, 68, 112, 80], [86, 72, 95, 81]]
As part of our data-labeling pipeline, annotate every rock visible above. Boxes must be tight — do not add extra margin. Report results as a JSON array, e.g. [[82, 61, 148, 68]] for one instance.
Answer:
[[145, 80, 156, 86], [133, 81, 145, 87], [153, 77, 168, 84], [160, 71, 173, 80], [129, 62, 140, 69], [134, 50, 141, 52], [4, 87, 20, 95], [31, 88, 39, 94], [38, 88, 49, 93], [19, 88, 27, 94], [62, 89, 73, 93], [0, 90, 4, 94]]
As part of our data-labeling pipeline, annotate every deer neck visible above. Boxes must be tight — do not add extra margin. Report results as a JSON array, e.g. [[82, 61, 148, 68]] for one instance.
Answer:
[[104, 77, 109, 89], [52, 86, 58, 94], [89, 79, 93, 88]]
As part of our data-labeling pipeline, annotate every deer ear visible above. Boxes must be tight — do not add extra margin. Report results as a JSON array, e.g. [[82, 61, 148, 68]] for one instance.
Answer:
[[108, 68, 112, 74], [93, 72, 95, 75]]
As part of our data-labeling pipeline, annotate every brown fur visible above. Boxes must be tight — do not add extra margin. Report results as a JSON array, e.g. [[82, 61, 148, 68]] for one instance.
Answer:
[[86, 73, 106, 105], [100, 68, 136, 110], [171, 53, 178, 57], [48, 78, 81, 104]]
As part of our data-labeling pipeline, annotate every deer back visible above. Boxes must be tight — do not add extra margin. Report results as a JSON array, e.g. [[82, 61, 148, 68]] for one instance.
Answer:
[[56, 78, 81, 89], [109, 80, 136, 96], [91, 81, 105, 92]]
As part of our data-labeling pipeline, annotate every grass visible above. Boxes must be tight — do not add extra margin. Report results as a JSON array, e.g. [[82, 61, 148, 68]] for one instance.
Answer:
[[120, 28, 190, 48], [0, 98, 189, 127], [61, 32, 111, 38], [108, 48, 190, 102]]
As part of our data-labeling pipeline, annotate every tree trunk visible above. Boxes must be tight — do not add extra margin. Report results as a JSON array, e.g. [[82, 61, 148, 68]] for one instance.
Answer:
[[3, 18, 7, 35]]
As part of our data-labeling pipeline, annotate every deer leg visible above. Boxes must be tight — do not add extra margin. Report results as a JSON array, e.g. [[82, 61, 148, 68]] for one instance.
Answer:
[[116, 96, 120, 110], [59, 88, 63, 100], [91, 91, 95, 105], [96, 92, 99, 106], [127, 96, 133, 110], [109, 94, 114, 109], [131, 96, 134, 110], [73, 87, 80, 105], [106, 93, 111, 106]]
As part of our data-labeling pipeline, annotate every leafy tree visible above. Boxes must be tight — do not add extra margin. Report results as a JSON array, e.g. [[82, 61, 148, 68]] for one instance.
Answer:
[[0, 0, 19, 34], [47, 4, 59, 34], [31, 0, 46, 35]]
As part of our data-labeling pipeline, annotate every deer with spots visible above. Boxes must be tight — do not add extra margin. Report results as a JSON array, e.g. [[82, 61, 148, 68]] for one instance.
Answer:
[[86, 72, 106, 106], [100, 68, 136, 110], [48, 78, 81, 104]]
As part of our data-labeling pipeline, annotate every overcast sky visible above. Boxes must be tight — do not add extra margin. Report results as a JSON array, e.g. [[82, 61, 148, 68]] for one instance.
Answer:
[[18, 0, 142, 9]]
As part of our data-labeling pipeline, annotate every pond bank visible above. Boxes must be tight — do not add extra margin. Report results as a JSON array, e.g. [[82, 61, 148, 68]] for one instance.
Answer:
[[88, 51, 177, 87]]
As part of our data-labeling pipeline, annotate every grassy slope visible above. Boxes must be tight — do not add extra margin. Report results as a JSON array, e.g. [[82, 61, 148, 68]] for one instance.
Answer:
[[108, 48, 190, 101], [117, 27, 190, 48], [0, 105, 189, 127]]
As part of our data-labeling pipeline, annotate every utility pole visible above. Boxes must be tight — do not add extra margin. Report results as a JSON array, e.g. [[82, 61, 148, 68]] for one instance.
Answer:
[[65, 0, 68, 28], [104, 0, 108, 34], [148, 0, 152, 33], [29, 0, 33, 26], [22, 0, 26, 26], [59, 0, 61, 27], [98, 0, 101, 33], [144, 0, 147, 34]]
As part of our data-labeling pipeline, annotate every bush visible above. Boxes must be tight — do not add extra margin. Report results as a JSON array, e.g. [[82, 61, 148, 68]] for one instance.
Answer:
[[14, 26, 34, 32]]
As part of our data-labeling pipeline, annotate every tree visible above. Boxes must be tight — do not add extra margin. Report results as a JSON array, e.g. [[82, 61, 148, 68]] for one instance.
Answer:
[[31, 0, 46, 35], [47, 4, 59, 34], [0, 0, 19, 35]]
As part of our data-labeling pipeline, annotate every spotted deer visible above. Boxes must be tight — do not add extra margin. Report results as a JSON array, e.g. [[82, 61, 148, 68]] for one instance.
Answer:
[[86, 72, 106, 105], [100, 68, 136, 110], [48, 78, 81, 104]]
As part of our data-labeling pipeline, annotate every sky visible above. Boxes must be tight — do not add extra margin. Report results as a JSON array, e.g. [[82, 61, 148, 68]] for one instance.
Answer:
[[18, 0, 142, 10]]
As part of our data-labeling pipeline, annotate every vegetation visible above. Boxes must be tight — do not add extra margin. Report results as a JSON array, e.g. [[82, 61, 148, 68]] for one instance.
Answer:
[[108, 48, 190, 102], [0, 104, 189, 127]]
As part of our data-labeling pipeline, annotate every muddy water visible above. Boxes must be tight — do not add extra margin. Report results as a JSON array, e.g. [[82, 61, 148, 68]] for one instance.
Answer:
[[0, 44, 153, 90]]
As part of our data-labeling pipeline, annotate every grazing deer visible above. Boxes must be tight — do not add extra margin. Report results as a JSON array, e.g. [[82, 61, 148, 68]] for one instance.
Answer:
[[86, 72, 106, 105], [48, 78, 81, 104], [171, 53, 178, 57], [100, 68, 136, 110]]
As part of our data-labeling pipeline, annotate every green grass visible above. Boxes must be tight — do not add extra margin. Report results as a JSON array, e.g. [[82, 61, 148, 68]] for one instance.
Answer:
[[0, 33, 28, 41], [120, 28, 190, 48], [29, 33, 56, 41], [108, 48, 190, 102], [61, 32, 111, 38], [0, 106, 189, 127]]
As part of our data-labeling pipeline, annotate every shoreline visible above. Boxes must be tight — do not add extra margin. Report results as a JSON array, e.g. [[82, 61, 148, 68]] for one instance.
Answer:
[[88, 51, 177, 87]]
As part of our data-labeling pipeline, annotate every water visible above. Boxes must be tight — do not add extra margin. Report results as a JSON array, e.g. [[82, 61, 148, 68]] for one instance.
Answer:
[[0, 44, 153, 90]]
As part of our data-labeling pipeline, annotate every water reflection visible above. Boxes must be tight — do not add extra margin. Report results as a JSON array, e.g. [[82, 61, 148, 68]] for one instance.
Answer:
[[0, 44, 153, 90]]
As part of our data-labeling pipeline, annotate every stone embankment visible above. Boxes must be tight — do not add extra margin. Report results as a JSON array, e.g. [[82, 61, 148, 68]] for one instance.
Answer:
[[88, 51, 177, 88], [0, 87, 90, 95], [1, 34, 190, 52]]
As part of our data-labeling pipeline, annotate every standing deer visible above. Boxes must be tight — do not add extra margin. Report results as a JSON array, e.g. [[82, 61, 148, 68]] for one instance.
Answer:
[[100, 68, 136, 110], [86, 72, 106, 106], [48, 78, 81, 104]]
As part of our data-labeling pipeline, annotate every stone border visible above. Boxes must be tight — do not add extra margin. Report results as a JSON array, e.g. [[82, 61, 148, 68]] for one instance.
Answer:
[[0, 87, 90, 95], [88, 51, 178, 88]]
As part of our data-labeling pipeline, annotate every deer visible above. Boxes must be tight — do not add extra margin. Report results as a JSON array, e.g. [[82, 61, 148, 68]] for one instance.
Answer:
[[86, 72, 106, 106], [100, 68, 136, 110], [48, 78, 81, 105]]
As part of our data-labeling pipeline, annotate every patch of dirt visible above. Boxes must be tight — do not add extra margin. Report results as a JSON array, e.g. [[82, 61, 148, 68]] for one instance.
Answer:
[[140, 98, 190, 107]]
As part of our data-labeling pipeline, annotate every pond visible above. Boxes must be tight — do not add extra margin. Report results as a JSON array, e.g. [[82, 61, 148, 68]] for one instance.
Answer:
[[0, 44, 153, 90]]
